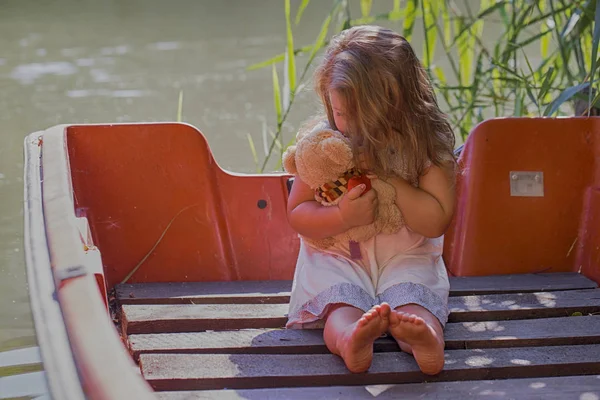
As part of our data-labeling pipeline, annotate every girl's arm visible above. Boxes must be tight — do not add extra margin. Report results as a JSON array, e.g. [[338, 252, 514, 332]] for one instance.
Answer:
[[386, 162, 456, 238], [287, 176, 378, 239]]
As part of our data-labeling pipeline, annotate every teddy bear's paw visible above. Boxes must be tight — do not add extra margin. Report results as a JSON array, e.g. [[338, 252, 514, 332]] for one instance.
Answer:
[[345, 225, 378, 244], [303, 236, 335, 250], [317, 237, 336, 249], [383, 208, 405, 233], [371, 206, 399, 234]]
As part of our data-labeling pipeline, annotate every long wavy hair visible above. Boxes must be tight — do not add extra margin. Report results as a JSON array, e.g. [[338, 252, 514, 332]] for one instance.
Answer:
[[312, 25, 456, 181]]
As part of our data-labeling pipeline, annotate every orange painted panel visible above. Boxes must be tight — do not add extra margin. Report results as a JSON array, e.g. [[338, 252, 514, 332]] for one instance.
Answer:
[[67, 123, 300, 290], [575, 187, 600, 283], [444, 117, 598, 277], [214, 171, 300, 281], [66, 118, 600, 289]]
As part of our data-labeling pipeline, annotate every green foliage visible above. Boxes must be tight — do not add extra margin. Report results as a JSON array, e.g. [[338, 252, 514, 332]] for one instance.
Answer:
[[250, 0, 599, 172]]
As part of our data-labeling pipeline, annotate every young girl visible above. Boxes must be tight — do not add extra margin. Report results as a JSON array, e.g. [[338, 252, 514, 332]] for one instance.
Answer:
[[285, 25, 457, 376]]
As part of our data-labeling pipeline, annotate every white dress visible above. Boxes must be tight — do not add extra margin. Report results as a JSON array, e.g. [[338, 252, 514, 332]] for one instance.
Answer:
[[286, 225, 450, 329]]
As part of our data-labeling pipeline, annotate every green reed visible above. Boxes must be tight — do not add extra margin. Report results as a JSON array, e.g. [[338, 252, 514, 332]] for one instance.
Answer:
[[248, 0, 600, 173]]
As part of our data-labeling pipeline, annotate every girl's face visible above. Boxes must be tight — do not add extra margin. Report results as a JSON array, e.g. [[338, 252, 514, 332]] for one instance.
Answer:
[[329, 90, 348, 136]]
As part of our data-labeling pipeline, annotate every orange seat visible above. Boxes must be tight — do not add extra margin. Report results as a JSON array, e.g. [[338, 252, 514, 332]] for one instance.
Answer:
[[443, 117, 600, 284], [67, 123, 300, 290]]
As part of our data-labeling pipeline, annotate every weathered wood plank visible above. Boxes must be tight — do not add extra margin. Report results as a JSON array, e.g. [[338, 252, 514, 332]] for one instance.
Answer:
[[116, 280, 292, 305], [448, 272, 597, 295], [121, 289, 600, 334], [448, 289, 600, 322], [115, 273, 598, 305], [139, 344, 600, 391], [155, 375, 600, 400], [121, 304, 288, 335], [128, 315, 600, 359]]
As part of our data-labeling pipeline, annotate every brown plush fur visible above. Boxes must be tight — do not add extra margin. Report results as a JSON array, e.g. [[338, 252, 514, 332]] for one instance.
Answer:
[[283, 121, 404, 251]]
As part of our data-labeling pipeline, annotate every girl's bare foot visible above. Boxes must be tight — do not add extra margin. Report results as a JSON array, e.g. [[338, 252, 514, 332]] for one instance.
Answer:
[[336, 303, 391, 373], [389, 310, 444, 375]]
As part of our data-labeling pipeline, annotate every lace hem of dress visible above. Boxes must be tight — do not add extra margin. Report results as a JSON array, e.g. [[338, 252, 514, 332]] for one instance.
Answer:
[[286, 283, 374, 329], [379, 281, 449, 326], [286, 281, 448, 329]]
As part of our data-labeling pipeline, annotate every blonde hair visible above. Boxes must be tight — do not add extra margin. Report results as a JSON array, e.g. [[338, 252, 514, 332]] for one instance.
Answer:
[[313, 25, 456, 181]]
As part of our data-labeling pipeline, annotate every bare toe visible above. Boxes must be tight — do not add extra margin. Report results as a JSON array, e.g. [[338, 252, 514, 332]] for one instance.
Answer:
[[337, 305, 391, 373], [389, 310, 444, 375]]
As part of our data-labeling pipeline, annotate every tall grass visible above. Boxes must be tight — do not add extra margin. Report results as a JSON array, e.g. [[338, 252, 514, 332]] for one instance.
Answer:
[[248, 0, 600, 173]]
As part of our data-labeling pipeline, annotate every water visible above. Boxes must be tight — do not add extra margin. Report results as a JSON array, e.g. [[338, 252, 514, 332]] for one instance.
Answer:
[[0, 0, 405, 397]]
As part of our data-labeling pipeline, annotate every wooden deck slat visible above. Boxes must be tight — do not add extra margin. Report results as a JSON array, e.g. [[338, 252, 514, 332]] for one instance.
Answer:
[[115, 273, 598, 304], [121, 289, 600, 334], [121, 303, 288, 335], [116, 280, 292, 305], [155, 375, 600, 399], [127, 315, 600, 358], [139, 344, 600, 391], [447, 272, 597, 295]]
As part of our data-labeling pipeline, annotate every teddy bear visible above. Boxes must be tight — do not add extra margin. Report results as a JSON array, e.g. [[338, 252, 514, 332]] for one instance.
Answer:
[[282, 120, 404, 255]]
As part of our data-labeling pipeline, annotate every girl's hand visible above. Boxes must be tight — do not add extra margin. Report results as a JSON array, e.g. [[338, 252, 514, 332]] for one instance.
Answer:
[[338, 184, 378, 228]]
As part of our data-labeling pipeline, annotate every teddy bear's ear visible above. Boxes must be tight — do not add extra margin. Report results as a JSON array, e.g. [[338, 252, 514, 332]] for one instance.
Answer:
[[321, 137, 353, 168], [282, 145, 298, 174]]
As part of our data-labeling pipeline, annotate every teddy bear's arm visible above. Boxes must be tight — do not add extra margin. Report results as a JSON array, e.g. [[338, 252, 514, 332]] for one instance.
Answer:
[[282, 145, 297, 175]]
